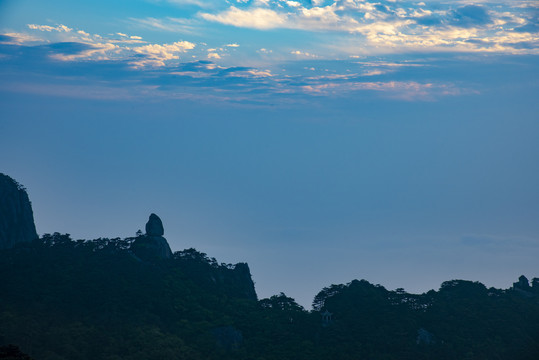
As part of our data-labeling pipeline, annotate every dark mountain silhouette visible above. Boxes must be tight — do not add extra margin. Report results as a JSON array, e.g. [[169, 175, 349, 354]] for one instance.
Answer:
[[0, 174, 38, 249], [0, 174, 538, 359]]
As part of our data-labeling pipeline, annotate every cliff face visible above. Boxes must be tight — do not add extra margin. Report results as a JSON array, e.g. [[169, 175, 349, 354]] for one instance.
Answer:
[[231, 263, 258, 301], [0, 174, 38, 249]]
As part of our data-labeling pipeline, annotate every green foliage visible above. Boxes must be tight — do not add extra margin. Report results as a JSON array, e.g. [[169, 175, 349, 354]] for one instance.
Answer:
[[260, 293, 305, 312], [0, 235, 538, 359]]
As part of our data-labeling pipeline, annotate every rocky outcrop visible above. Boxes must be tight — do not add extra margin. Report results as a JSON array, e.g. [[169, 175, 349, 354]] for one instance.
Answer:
[[513, 275, 531, 291], [231, 263, 258, 300], [145, 213, 164, 237], [131, 213, 172, 260], [0, 173, 38, 249], [512, 275, 537, 297]]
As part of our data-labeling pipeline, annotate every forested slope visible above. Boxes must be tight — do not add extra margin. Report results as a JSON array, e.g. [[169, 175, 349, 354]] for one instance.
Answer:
[[1, 234, 538, 360]]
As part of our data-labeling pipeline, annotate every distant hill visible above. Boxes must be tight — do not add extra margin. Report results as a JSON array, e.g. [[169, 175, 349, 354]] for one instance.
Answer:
[[1, 174, 538, 359]]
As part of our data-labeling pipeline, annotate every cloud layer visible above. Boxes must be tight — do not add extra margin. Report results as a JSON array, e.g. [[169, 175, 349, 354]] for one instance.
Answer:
[[197, 0, 539, 54], [0, 0, 537, 104], [2, 1, 537, 68], [0, 35, 508, 106]]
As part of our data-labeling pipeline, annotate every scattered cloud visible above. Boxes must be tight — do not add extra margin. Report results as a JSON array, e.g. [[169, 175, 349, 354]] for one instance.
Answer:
[[198, 1, 538, 54], [132, 41, 196, 67], [28, 24, 72, 32], [1, 36, 483, 105], [19, 3, 539, 61], [1, 2, 537, 104], [291, 50, 317, 57]]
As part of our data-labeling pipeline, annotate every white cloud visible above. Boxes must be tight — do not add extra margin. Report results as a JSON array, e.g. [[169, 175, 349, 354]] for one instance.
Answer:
[[246, 69, 272, 77], [0, 32, 42, 44], [291, 50, 317, 57], [9, 0, 538, 72], [300, 4, 339, 20], [28, 24, 72, 32], [360, 69, 385, 76], [201, 4, 361, 32], [286, 1, 301, 8], [133, 41, 196, 67], [197, 2, 539, 55], [200, 6, 287, 29]]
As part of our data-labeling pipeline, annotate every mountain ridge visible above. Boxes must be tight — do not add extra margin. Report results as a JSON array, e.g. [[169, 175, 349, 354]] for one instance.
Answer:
[[1, 173, 538, 359]]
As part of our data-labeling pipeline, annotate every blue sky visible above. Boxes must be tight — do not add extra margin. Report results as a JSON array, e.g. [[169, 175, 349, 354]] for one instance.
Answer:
[[1, 0, 538, 307]]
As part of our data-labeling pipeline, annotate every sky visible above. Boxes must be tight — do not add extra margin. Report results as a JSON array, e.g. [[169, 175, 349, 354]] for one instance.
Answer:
[[1, 0, 538, 308]]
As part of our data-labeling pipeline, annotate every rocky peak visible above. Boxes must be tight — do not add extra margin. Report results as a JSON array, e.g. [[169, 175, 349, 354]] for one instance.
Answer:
[[131, 213, 172, 260], [0, 173, 38, 249], [146, 213, 164, 236], [513, 275, 531, 291]]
